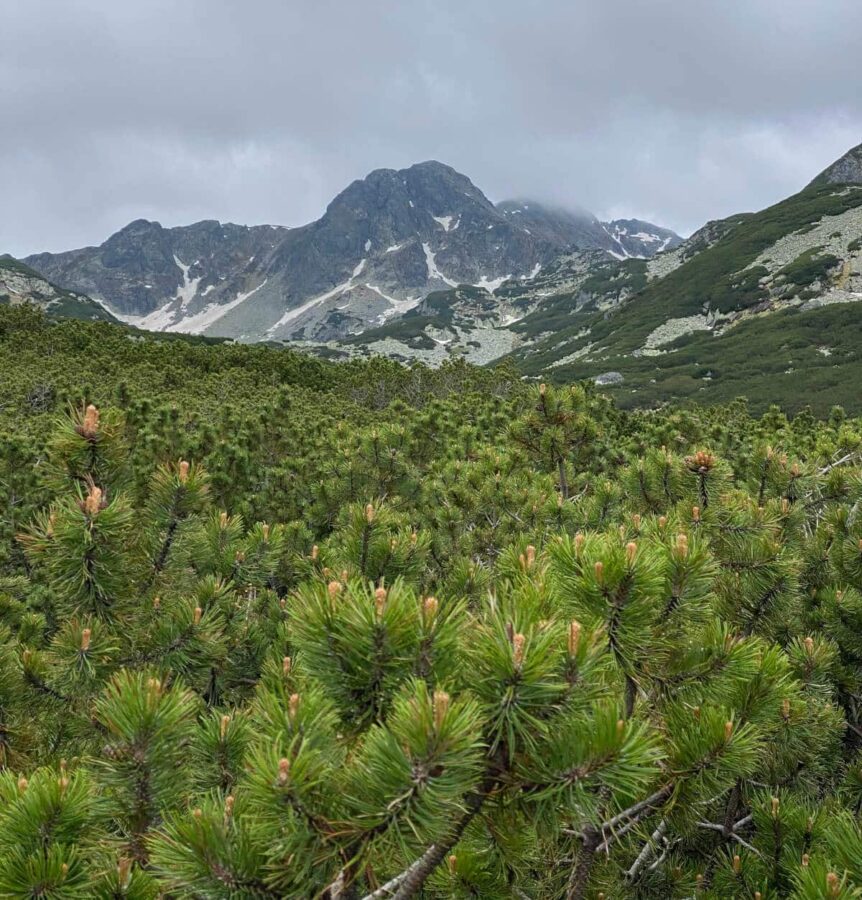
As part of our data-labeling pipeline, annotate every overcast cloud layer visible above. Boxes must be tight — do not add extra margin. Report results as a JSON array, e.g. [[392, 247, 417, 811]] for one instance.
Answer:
[[3, 0, 862, 256]]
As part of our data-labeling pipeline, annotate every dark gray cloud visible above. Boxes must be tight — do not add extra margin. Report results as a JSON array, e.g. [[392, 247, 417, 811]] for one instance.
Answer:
[[3, 0, 861, 255]]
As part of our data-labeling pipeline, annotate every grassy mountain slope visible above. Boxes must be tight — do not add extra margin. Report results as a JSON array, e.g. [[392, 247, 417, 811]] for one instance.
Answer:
[[509, 176, 862, 414]]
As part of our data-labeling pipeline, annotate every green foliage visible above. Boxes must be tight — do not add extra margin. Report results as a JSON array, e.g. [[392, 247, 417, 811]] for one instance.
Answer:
[[4, 307, 862, 895]]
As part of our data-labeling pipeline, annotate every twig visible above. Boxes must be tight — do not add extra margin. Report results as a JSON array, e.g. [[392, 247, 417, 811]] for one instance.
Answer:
[[626, 819, 667, 880], [818, 452, 859, 475]]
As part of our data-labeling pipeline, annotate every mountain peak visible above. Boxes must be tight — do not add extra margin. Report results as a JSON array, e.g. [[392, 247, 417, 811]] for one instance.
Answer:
[[811, 141, 862, 186]]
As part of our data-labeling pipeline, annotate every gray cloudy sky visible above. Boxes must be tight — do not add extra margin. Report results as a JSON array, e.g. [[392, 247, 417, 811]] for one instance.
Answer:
[[3, 0, 862, 256]]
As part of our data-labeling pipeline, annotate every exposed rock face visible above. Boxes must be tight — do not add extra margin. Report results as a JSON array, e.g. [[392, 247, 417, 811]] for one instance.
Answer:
[[25, 220, 285, 322], [24, 161, 679, 342], [603, 219, 683, 258], [594, 371, 624, 385], [0, 256, 113, 321], [812, 143, 862, 185]]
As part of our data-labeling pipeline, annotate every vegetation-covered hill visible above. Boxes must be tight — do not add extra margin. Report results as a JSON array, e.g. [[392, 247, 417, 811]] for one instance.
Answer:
[[4, 306, 862, 896], [510, 178, 862, 411]]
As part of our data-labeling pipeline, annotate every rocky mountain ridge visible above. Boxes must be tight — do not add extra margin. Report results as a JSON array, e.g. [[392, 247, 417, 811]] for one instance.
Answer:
[[22, 161, 679, 342]]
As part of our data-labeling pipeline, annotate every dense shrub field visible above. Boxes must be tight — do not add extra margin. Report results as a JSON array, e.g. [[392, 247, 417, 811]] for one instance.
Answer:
[[4, 306, 862, 897]]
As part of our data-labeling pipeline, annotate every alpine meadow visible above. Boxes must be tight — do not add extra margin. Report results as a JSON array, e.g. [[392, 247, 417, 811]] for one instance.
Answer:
[[6, 1, 862, 898]]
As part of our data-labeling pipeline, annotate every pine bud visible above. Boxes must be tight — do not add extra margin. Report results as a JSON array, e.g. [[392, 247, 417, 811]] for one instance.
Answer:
[[626, 541, 637, 565], [178, 460, 190, 483], [616, 719, 625, 739], [375, 586, 387, 618], [724, 720, 733, 741], [288, 693, 300, 723], [696, 873, 704, 887], [17, 776, 27, 793], [84, 484, 103, 517], [219, 511, 229, 528], [433, 690, 450, 731], [423, 596, 438, 624], [61, 863, 68, 878], [732, 854, 741, 874], [58, 775, 69, 794], [220, 714, 230, 740], [328, 580, 342, 600], [224, 794, 235, 821], [772, 796, 780, 816], [410, 530, 418, 545], [193, 808, 203, 820], [658, 515, 667, 528], [513, 633, 526, 667], [539, 383, 546, 396], [574, 532, 585, 554], [261, 523, 270, 541], [311, 544, 319, 560], [365, 503, 375, 523], [781, 498, 789, 515], [594, 560, 604, 584], [782, 697, 791, 721], [341, 569, 349, 583], [193, 606, 202, 625], [82, 404, 100, 436], [676, 533, 689, 558], [277, 757, 290, 786], [755, 894, 762, 900], [153, 595, 161, 610], [827, 872, 840, 897], [80, 628, 91, 651], [687, 450, 716, 473], [447, 854, 458, 874], [568, 619, 581, 656], [283, 656, 292, 676], [117, 858, 132, 889], [802, 853, 809, 867], [632, 513, 641, 530], [235, 550, 245, 564], [525, 545, 536, 569], [692, 505, 701, 522], [804, 636, 814, 654], [693, 706, 701, 720]]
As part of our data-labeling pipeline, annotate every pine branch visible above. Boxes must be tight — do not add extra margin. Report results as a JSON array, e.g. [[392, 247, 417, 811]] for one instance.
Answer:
[[362, 775, 496, 900]]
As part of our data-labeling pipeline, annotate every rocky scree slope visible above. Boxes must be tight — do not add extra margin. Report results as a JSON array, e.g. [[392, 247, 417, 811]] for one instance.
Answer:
[[24, 162, 678, 343]]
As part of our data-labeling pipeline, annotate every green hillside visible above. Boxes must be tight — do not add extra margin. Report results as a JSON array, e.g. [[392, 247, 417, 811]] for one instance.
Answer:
[[510, 180, 862, 413]]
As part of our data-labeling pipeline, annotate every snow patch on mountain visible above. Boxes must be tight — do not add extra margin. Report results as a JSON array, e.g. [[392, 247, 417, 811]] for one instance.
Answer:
[[422, 243, 458, 287], [265, 260, 367, 337]]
